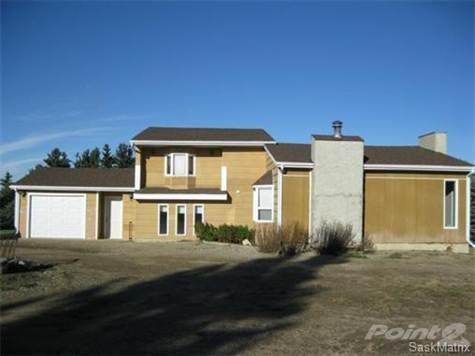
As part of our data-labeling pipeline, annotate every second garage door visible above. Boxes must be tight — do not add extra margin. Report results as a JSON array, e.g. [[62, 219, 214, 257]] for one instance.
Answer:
[[29, 194, 86, 239]]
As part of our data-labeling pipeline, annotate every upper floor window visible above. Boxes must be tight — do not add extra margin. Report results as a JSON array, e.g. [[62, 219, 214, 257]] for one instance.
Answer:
[[165, 153, 195, 176], [253, 186, 273, 222]]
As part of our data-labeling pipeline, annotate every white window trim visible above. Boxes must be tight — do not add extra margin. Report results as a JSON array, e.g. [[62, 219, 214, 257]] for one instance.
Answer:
[[158, 204, 169, 236], [193, 204, 205, 236], [165, 153, 196, 177], [14, 191, 20, 233], [175, 204, 187, 236], [253, 185, 274, 223], [443, 179, 458, 230]]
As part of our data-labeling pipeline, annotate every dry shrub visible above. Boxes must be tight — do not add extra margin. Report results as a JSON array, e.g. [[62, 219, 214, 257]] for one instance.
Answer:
[[312, 221, 355, 256], [255, 223, 309, 255], [357, 234, 375, 253]]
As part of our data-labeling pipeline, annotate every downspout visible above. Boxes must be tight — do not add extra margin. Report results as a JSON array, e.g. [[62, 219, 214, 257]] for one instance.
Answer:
[[277, 165, 283, 226], [467, 169, 475, 248]]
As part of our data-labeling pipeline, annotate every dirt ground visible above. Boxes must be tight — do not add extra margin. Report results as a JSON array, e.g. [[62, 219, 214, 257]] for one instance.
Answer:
[[1, 239, 474, 355]]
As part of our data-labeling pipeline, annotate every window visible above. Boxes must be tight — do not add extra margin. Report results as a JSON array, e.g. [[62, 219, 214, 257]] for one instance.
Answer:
[[253, 186, 273, 222], [158, 205, 168, 236], [176, 204, 186, 235], [165, 154, 195, 176], [188, 154, 195, 175], [444, 180, 458, 229], [193, 205, 204, 235]]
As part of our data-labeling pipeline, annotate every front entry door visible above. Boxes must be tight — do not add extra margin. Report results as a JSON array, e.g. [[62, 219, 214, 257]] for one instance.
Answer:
[[104, 196, 123, 239]]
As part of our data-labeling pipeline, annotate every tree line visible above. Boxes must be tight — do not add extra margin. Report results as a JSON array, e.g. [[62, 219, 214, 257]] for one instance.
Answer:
[[43, 143, 134, 168], [0, 143, 134, 229]]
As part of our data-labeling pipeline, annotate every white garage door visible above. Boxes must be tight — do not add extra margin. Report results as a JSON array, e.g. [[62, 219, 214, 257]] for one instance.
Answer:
[[29, 194, 86, 239]]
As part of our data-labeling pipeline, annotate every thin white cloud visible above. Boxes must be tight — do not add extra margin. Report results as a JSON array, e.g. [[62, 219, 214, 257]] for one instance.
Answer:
[[0, 128, 108, 155], [95, 114, 154, 123], [1, 157, 42, 170]]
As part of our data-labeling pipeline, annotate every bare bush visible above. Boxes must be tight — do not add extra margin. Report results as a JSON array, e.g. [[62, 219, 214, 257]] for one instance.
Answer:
[[312, 221, 355, 256], [357, 234, 375, 253], [255, 223, 309, 255]]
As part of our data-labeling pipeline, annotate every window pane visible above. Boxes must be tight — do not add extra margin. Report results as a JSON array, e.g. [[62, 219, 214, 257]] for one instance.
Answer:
[[258, 187, 272, 208], [188, 155, 194, 175], [194, 205, 203, 225], [173, 154, 187, 175], [166, 155, 171, 175], [445, 181, 456, 227], [258, 209, 272, 221], [159, 206, 168, 235], [177, 206, 186, 234]]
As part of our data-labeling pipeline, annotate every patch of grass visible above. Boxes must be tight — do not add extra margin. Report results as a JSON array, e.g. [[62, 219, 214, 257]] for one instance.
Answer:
[[347, 251, 368, 259], [0, 229, 17, 239], [387, 252, 403, 259]]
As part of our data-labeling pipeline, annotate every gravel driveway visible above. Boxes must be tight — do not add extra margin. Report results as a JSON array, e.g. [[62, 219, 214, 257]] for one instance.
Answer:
[[1, 239, 474, 355]]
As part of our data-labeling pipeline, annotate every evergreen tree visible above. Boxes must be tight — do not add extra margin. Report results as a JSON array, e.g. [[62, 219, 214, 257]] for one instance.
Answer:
[[101, 144, 113, 168], [0, 172, 14, 229], [28, 164, 44, 175], [114, 143, 135, 168], [44, 148, 70, 167], [74, 149, 91, 168], [90, 147, 101, 168]]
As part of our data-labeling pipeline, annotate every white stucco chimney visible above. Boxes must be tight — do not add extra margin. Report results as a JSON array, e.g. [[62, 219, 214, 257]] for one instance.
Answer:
[[418, 132, 447, 154], [311, 122, 364, 243]]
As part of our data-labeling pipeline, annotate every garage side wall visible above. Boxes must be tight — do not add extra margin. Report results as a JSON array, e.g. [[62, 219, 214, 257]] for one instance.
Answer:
[[364, 172, 467, 244], [19, 193, 27, 238], [85, 193, 98, 240]]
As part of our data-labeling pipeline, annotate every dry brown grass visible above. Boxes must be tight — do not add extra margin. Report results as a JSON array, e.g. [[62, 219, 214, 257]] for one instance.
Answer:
[[254, 223, 309, 254]]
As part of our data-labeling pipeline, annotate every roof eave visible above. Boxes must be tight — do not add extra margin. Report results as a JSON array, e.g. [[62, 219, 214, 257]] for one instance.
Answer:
[[364, 164, 474, 172], [10, 185, 134, 192], [133, 192, 228, 201], [131, 140, 277, 147]]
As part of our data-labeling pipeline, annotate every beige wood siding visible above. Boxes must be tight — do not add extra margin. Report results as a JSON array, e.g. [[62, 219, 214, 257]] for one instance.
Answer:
[[85, 193, 97, 240], [143, 147, 222, 189], [19, 193, 27, 238], [364, 172, 467, 244], [282, 169, 310, 229], [127, 147, 269, 239], [122, 193, 136, 240]]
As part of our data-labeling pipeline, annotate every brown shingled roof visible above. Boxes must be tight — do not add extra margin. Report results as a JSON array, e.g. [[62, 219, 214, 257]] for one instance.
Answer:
[[132, 127, 275, 142], [14, 167, 134, 188], [265, 143, 312, 163], [313, 134, 364, 142], [265, 143, 472, 167], [253, 170, 273, 185], [364, 146, 472, 166]]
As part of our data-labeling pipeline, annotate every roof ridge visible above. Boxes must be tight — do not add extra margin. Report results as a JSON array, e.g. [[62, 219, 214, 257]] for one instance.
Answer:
[[365, 145, 419, 148], [145, 126, 267, 131]]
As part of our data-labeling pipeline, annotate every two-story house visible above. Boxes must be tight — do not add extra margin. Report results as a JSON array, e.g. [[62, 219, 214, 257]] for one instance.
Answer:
[[11, 123, 474, 252]]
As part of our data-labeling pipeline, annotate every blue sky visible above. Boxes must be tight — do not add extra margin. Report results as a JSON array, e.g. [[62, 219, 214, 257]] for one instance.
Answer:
[[1, 0, 473, 179]]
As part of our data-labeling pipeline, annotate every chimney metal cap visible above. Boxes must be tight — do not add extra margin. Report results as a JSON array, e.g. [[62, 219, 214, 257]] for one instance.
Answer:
[[332, 120, 343, 138]]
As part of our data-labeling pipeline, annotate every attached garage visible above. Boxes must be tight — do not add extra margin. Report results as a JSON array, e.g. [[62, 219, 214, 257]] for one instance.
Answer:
[[28, 194, 86, 239]]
